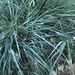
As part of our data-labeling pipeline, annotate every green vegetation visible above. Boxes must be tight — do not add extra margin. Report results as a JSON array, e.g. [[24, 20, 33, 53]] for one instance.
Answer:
[[0, 0, 75, 75]]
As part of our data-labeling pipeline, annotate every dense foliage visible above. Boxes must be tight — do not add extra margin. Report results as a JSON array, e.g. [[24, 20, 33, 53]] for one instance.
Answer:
[[0, 0, 75, 75]]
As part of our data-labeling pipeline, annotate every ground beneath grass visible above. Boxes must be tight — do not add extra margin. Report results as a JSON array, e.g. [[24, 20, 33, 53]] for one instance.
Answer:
[[53, 54, 75, 75]]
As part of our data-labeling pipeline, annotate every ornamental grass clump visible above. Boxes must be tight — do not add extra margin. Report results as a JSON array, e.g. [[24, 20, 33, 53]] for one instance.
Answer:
[[0, 0, 75, 75]]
